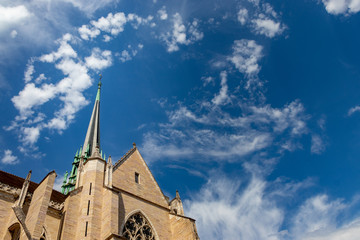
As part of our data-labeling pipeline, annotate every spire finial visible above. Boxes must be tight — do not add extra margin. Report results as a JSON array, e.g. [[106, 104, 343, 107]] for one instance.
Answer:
[[98, 74, 102, 88]]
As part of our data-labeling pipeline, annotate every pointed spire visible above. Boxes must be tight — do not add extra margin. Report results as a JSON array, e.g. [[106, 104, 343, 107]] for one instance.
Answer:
[[81, 76, 102, 158], [176, 190, 181, 200]]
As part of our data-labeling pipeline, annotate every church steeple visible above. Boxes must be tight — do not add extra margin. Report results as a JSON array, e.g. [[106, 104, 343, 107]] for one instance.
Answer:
[[82, 76, 102, 158], [61, 76, 104, 194]]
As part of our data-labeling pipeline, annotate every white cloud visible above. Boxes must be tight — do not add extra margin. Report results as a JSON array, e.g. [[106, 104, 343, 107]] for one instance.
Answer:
[[78, 25, 101, 41], [10, 30, 17, 38], [1, 149, 19, 165], [35, 74, 47, 84], [39, 35, 77, 63], [103, 35, 111, 42], [321, 0, 360, 15], [22, 126, 41, 145], [348, 105, 360, 116], [0, 5, 31, 31], [12, 83, 57, 117], [303, 219, 360, 240], [158, 6, 168, 20], [116, 44, 143, 63], [290, 194, 346, 239], [79, 12, 153, 41], [201, 76, 214, 86], [161, 13, 203, 52], [9, 33, 113, 146], [85, 48, 112, 70], [228, 39, 263, 76], [119, 50, 132, 62], [61, 0, 114, 15], [252, 18, 284, 38], [185, 170, 360, 240], [212, 71, 230, 105], [237, 8, 248, 25], [142, 99, 308, 163], [311, 134, 326, 154], [24, 62, 35, 83], [53, 173, 65, 192], [237, 1, 286, 38], [185, 174, 284, 240]]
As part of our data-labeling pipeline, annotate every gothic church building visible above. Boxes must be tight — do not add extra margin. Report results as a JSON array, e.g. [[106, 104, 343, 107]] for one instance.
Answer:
[[0, 81, 199, 240]]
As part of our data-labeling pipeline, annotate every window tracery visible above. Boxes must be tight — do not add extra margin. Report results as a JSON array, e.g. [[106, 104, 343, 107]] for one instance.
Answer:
[[122, 213, 155, 240]]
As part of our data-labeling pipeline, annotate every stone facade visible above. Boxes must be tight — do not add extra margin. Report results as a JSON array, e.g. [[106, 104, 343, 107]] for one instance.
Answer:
[[0, 82, 199, 240], [0, 144, 199, 240]]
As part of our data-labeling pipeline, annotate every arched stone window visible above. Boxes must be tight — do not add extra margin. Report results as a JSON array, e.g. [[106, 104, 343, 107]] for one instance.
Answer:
[[39, 227, 47, 240], [122, 212, 155, 240], [8, 223, 20, 240]]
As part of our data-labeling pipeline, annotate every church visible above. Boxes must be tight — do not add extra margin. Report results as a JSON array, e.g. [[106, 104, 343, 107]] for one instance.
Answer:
[[0, 80, 199, 240]]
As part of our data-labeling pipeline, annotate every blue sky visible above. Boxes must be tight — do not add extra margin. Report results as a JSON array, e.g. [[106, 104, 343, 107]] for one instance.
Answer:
[[1, 0, 360, 239]]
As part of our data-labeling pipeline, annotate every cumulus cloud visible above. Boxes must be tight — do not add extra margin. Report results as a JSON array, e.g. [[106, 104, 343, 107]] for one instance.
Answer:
[[9, 33, 115, 147], [85, 48, 112, 70], [22, 126, 41, 145], [236, 1, 286, 38], [158, 6, 168, 20], [0, 4, 31, 32], [322, 0, 360, 15], [79, 12, 153, 41], [237, 8, 249, 25], [161, 13, 203, 52], [228, 39, 263, 76], [116, 44, 143, 62], [1, 149, 19, 165], [252, 17, 284, 38]]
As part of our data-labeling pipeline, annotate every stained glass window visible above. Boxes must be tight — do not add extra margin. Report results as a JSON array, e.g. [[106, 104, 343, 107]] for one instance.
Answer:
[[122, 213, 155, 240]]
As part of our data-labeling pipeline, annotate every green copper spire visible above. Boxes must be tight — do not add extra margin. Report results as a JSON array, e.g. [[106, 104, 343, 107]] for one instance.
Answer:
[[96, 74, 102, 101]]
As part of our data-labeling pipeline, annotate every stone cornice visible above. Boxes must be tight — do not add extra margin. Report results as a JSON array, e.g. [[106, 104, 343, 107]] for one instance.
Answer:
[[0, 181, 64, 210]]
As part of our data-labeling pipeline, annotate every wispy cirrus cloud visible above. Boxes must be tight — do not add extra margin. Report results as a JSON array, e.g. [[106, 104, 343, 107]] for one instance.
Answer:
[[185, 169, 360, 240], [348, 105, 360, 116]]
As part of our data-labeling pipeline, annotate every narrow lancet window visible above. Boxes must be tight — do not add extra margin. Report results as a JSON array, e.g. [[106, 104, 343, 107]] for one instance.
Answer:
[[135, 172, 140, 184], [85, 221, 88, 237], [87, 200, 90, 215]]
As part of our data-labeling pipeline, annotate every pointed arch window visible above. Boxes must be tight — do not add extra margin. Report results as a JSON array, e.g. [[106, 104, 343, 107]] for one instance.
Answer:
[[40, 227, 47, 240], [122, 213, 155, 240], [8, 223, 20, 240]]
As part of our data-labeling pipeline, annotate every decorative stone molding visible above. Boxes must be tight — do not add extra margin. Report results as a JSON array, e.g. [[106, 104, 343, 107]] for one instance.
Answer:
[[49, 200, 64, 211], [0, 182, 22, 197], [0, 181, 65, 210]]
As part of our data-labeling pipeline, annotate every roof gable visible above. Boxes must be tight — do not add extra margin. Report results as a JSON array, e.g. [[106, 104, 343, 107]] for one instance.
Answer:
[[112, 146, 169, 208]]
